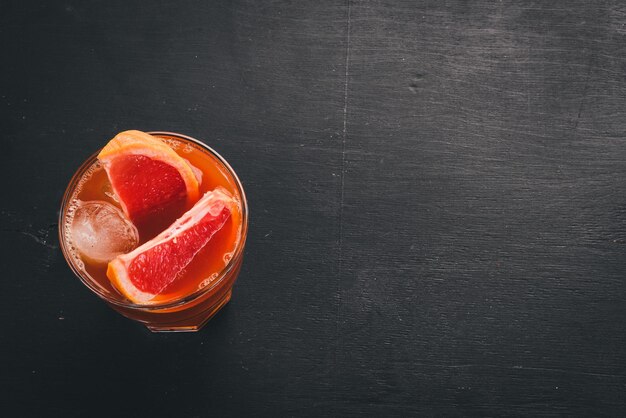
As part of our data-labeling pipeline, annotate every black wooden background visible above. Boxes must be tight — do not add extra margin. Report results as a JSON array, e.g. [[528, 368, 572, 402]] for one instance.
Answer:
[[2, 1, 625, 416]]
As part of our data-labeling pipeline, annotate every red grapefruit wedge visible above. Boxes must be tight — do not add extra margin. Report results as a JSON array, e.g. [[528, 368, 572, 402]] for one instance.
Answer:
[[107, 188, 235, 304], [97, 130, 200, 223]]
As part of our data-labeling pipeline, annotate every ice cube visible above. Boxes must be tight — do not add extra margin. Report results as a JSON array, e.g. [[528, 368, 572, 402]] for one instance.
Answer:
[[70, 200, 139, 264]]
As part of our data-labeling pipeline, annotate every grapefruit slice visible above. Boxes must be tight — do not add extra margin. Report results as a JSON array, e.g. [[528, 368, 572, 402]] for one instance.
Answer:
[[107, 188, 236, 304], [97, 130, 200, 223]]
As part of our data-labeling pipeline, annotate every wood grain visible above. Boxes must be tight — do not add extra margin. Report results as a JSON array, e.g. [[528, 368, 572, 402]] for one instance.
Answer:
[[1, 0, 624, 416]]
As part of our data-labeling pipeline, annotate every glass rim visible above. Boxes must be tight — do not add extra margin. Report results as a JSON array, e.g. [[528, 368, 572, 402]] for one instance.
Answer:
[[58, 131, 249, 311]]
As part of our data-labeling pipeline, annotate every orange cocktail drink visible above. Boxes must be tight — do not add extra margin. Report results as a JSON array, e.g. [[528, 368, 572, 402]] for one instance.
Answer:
[[59, 131, 248, 332]]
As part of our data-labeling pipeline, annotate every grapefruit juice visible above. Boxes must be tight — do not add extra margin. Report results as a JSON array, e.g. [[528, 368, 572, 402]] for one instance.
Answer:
[[59, 132, 248, 331]]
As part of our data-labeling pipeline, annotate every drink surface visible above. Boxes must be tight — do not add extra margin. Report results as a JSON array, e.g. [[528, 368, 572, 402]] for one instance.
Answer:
[[64, 134, 243, 305]]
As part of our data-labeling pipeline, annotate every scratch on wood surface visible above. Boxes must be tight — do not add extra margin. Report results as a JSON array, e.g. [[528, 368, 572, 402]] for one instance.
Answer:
[[408, 363, 626, 379], [1, 225, 58, 250], [335, 0, 351, 373], [574, 55, 594, 130], [338, 0, 351, 288], [19, 230, 56, 249]]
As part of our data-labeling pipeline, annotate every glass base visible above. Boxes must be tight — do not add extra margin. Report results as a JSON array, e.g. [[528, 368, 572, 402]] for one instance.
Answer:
[[143, 290, 232, 333]]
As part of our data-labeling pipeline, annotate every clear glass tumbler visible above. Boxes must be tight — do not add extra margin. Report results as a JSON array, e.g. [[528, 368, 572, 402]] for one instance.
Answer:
[[59, 132, 248, 332]]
